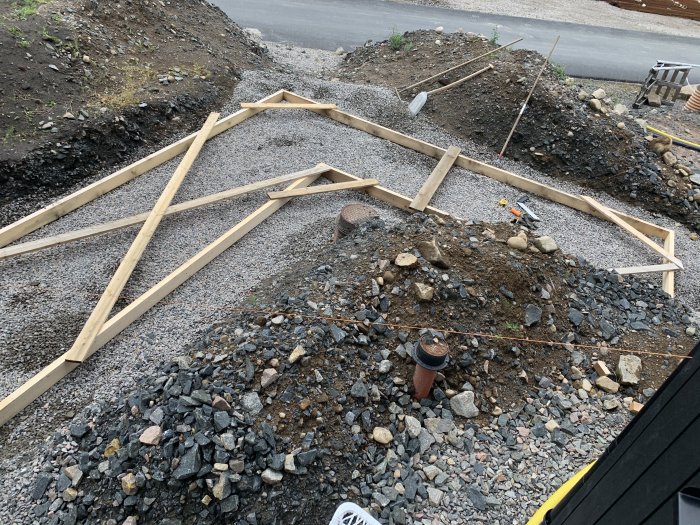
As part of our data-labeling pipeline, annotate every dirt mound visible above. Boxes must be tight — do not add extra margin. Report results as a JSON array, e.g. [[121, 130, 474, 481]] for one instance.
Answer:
[[0, 0, 270, 210], [16, 216, 696, 524], [337, 31, 700, 233]]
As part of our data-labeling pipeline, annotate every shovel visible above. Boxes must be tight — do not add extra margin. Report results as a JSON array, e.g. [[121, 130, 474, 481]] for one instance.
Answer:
[[408, 63, 494, 116]]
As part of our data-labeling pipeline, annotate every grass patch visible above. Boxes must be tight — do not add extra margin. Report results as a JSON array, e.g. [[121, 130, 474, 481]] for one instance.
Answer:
[[505, 321, 522, 332], [388, 28, 411, 52], [489, 27, 500, 45], [3, 126, 16, 144], [551, 62, 567, 81], [14, 0, 49, 19], [97, 65, 157, 108]]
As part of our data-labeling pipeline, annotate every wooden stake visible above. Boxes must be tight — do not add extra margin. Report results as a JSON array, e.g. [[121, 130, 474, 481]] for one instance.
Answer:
[[410, 146, 461, 211], [499, 36, 560, 157], [581, 196, 683, 269], [427, 65, 493, 96], [0, 174, 321, 426], [662, 230, 676, 296], [240, 103, 336, 109], [0, 165, 331, 260], [0, 91, 286, 249], [65, 112, 220, 363], [267, 179, 378, 199], [399, 38, 522, 93]]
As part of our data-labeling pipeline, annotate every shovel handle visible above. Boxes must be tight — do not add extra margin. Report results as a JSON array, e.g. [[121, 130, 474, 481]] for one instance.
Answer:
[[428, 64, 494, 95]]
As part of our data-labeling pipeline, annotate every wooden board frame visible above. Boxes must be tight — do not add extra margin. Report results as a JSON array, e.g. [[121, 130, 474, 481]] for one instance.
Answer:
[[0, 89, 682, 425], [0, 174, 321, 425], [279, 90, 679, 296], [0, 164, 332, 261], [410, 146, 461, 211], [267, 179, 378, 199]]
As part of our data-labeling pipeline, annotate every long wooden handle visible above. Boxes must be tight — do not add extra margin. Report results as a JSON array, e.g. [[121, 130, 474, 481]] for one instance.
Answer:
[[428, 64, 493, 95], [399, 37, 522, 93], [499, 35, 560, 157]]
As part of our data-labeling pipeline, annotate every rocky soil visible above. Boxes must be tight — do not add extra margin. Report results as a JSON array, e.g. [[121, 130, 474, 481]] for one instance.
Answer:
[[5, 216, 697, 524], [337, 31, 700, 233], [0, 0, 270, 219]]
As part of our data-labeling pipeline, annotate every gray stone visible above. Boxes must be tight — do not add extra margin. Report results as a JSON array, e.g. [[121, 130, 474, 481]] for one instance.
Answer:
[[32, 474, 52, 500], [569, 308, 585, 327], [616, 355, 642, 386], [532, 236, 558, 253], [172, 444, 201, 480], [261, 468, 283, 485], [524, 304, 542, 327], [241, 392, 263, 415], [213, 411, 231, 432], [405, 415, 421, 438], [417, 238, 449, 268], [451, 391, 479, 418], [424, 417, 455, 434]]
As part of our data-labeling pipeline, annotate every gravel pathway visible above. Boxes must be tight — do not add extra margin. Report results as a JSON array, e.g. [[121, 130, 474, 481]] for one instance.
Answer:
[[394, 0, 700, 38], [0, 54, 697, 522]]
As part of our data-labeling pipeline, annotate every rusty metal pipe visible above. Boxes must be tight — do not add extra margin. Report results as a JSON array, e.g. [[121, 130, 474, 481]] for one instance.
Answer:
[[412, 335, 449, 400]]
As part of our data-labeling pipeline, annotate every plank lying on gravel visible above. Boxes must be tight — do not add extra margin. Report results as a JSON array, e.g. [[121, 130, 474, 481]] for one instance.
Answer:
[[0, 90, 286, 250], [322, 167, 451, 219], [581, 196, 683, 270], [613, 263, 680, 275], [410, 146, 461, 211], [267, 179, 378, 199], [66, 112, 221, 364], [281, 90, 671, 241], [0, 164, 332, 260], [240, 102, 336, 109], [0, 174, 321, 426]]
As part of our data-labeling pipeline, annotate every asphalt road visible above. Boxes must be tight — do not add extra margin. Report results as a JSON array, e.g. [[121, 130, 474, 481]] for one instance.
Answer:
[[213, 0, 700, 83]]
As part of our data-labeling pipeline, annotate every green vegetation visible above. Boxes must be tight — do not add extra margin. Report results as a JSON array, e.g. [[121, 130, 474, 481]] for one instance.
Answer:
[[41, 27, 61, 44], [3, 127, 16, 144], [18, 37, 30, 48], [15, 0, 49, 19], [551, 62, 567, 81], [388, 28, 411, 52], [505, 321, 522, 332], [489, 27, 500, 45], [8, 25, 22, 36]]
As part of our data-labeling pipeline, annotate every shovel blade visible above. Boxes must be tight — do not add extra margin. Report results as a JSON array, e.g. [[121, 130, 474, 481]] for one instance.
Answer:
[[408, 92, 427, 116]]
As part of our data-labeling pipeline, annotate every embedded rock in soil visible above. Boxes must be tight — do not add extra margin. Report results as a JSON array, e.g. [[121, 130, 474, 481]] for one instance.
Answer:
[[596, 376, 621, 393], [417, 238, 449, 268], [533, 236, 559, 253], [451, 391, 479, 418], [524, 304, 543, 327], [616, 355, 642, 386], [372, 427, 394, 444], [395, 252, 418, 267]]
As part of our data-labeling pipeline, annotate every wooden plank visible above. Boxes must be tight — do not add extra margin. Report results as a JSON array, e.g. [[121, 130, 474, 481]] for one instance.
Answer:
[[0, 165, 331, 260], [281, 90, 671, 240], [267, 179, 378, 199], [240, 102, 336, 109], [662, 230, 676, 297], [0, 90, 286, 249], [409, 146, 461, 211], [65, 112, 220, 363], [322, 167, 451, 219], [613, 263, 679, 275], [581, 196, 684, 270], [0, 174, 321, 426]]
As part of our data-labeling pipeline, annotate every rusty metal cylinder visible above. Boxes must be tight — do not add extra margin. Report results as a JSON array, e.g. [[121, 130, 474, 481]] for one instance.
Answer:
[[685, 86, 700, 112], [412, 335, 449, 400]]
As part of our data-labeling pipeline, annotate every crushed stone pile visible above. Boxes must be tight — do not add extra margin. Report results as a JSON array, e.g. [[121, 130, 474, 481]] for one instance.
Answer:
[[18, 216, 696, 524]]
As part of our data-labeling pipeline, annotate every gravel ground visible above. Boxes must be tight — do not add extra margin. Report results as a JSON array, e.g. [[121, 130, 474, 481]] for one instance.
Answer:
[[0, 50, 698, 522], [393, 0, 700, 38]]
